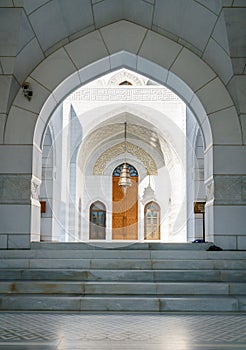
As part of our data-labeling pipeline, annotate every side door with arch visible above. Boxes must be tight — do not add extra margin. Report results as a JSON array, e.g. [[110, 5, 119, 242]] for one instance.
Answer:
[[144, 201, 160, 240], [89, 201, 106, 239]]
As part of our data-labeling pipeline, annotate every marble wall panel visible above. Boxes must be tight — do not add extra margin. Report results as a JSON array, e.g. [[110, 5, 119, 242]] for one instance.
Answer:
[[0, 204, 31, 234], [28, 1, 69, 52], [0, 234, 7, 249], [214, 235, 237, 250], [153, 0, 217, 52], [0, 8, 22, 56], [100, 21, 147, 54], [0, 114, 6, 144], [31, 48, 76, 91], [238, 236, 246, 250], [227, 76, 246, 114], [139, 30, 182, 70], [203, 38, 233, 84], [65, 31, 108, 71], [0, 175, 31, 204], [7, 234, 30, 249], [93, 0, 153, 29], [213, 205, 246, 235], [171, 48, 216, 92], [4, 106, 38, 144], [212, 11, 230, 54], [0, 76, 13, 114], [0, 146, 33, 173], [196, 78, 233, 115], [208, 106, 242, 145], [213, 175, 246, 205], [213, 146, 246, 174]]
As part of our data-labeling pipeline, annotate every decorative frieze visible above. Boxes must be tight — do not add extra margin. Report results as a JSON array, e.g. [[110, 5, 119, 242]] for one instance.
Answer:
[[108, 71, 143, 86], [93, 141, 158, 175], [68, 87, 180, 102]]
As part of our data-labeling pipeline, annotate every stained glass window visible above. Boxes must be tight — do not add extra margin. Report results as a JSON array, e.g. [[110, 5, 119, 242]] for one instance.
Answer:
[[113, 163, 138, 177]]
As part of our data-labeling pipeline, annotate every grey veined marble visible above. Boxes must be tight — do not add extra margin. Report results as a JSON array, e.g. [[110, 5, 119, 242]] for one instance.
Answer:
[[0, 313, 246, 350]]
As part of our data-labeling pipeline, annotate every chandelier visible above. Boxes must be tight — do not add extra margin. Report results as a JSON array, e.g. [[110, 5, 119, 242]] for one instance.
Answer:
[[118, 122, 132, 193]]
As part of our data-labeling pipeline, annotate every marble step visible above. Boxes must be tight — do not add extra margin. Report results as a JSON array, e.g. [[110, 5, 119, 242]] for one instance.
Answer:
[[1, 250, 246, 260], [1, 258, 246, 270], [0, 281, 245, 295], [31, 242, 213, 250], [0, 294, 243, 312], [1, 269, 246, 282]]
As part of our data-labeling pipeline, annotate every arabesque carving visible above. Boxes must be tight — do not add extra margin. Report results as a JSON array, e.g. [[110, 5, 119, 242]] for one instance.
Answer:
[[93, 142, 158, 175]]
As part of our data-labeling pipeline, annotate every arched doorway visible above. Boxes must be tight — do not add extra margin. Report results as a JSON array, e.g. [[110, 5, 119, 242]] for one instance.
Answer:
[[1, 9, 244, 250], [112, 163, 138, 240], [89, 201, 106, 240]]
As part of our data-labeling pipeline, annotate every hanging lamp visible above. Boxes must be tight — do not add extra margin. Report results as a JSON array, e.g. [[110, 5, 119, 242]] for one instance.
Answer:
[[118, 122, 132, 193]]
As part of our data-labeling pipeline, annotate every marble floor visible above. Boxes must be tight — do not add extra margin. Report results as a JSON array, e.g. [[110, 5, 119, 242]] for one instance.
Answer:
[[0, 312, 245, 350]]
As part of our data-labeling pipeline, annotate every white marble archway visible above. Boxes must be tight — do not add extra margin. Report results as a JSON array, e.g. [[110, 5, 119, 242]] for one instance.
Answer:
[[3, 21, 244, 249]]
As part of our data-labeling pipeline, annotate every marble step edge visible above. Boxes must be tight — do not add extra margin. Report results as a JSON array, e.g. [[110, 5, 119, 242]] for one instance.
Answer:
[[0, 269, 245, 282], [1, 250, 245, 260], [0, 295, 244, 312], [0, 259, 245, 269], [31, 242, 213, 250], [0, 281, 245, 295]]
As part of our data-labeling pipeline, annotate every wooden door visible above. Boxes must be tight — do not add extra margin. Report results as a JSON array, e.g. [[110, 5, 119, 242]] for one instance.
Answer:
[[112, 167, 138, 240]]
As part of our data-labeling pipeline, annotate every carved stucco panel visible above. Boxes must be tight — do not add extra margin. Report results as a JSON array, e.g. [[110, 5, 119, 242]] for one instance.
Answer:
[[93, 141, 158, 175]]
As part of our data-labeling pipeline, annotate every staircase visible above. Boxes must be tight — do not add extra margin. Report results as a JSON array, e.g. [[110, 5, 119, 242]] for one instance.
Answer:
[[0, 242, 245, 312]]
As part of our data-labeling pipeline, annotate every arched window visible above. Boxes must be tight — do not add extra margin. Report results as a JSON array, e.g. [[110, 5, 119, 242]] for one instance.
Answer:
[[89, 201, 106, 239], [119, 80, 132, 85], [113, 163, 138, 177], [144, 201, 160, 240]]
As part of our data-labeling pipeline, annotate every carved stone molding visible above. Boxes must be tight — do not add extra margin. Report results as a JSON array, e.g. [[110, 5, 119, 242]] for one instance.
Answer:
[[206, 179, 214, 203], [31, 176, 41, 201], [93, 142, 158, 175]]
